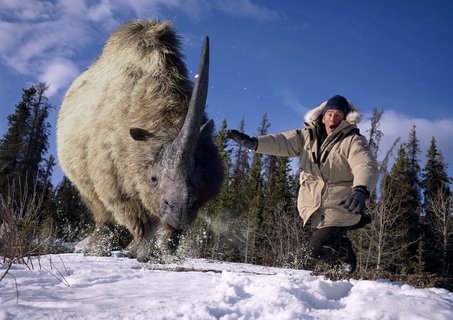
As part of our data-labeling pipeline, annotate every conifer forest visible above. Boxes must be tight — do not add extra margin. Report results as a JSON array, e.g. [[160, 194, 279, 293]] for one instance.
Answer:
[[1, 83, 452, 290]]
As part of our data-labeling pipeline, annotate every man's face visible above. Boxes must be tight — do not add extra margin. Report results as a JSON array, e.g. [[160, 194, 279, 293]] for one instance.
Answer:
[[322, 109, 345, 135]]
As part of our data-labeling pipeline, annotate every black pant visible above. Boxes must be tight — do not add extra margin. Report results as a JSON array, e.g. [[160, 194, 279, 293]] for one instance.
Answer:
[[308, 212, 371, 261], [308, 226, 351, 261]]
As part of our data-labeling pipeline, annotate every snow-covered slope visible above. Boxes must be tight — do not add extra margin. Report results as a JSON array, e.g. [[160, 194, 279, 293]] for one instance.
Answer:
[[1, 253, 452, 319]]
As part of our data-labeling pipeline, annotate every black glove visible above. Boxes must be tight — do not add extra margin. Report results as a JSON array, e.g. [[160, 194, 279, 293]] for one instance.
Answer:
[[339, 186, 369, 215], [226, 129, 258, 150]]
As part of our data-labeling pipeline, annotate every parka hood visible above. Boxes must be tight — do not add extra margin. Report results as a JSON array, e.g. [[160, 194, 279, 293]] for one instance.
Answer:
[[304, 98, 362, 126]]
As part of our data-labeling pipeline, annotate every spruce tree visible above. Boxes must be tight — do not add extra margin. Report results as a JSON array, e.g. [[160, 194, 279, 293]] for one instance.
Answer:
[[422, 137, 451, 213], [218, 119, 232, 200], [39, 154, 56, 238], [263, 155, 278, 211], [193, 119, 233, 260], [220, 118, 250, 261], [230, 118, 250, 217], [54, 176, 93, 242], [0, 83, 54, 204], [254, 118, 305, 266], [274, 157, 293, 209], [404, 125, 423, 270], [264, 156, 294, 213], [261, 112, 278, 225], [260, 126, 279, 263], [0, 83, 55, 255], [351, 108, 384, 270], [356, 132, 403, 272], [211, 119, 234, 257], [243, 113, 270, 263], [385, 145, 421, 272], [243, 152, 262, 263], [0, 89, 32, 196], [404, 125, 422, 218], [421, 137, 452, 275], [209, 119, 233, 216], [366, 108, 384, 160]]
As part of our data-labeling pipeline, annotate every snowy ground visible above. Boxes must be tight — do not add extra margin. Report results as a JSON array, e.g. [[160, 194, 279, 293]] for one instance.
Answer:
[[1, 253, 453, 320]]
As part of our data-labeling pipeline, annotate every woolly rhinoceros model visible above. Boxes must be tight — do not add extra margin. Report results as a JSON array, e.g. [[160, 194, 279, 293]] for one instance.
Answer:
[[57, 20, 223, 261]]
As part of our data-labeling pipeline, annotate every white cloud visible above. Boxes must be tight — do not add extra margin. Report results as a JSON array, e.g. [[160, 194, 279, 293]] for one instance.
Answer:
[[0, 0, 54, 20], [38, 58, 79, 97], [87, 0, 114, 22], [0, 17, 93, 90], [108, 0, 279, 21], [215, 0, 280, 22], [0, 1, 101, 96], [0, 21, 18, 54], [0, 0, 279, 97], [122, 0, 209, 20], [277, 88, 308, 116], [358, 109, 453, 171]]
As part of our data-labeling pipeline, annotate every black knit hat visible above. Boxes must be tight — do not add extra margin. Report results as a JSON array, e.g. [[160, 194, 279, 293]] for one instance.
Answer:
[[322, 95, 351, 116]]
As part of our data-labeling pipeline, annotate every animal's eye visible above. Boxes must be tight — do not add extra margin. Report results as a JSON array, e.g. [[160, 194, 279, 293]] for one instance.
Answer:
[[151, 176, 158, 187]]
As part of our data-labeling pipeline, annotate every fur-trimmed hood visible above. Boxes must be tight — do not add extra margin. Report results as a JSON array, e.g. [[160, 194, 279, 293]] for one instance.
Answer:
[[304, 98, 362, 126]]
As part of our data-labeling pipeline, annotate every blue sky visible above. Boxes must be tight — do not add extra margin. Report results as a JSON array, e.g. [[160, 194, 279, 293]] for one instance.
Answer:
[[1, 0, 452, 183]]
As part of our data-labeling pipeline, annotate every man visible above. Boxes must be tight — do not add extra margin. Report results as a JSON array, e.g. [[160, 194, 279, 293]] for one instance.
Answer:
[[227, 95, 378, 273]]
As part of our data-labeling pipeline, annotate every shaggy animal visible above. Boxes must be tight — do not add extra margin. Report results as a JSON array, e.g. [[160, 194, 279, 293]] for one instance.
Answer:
[[57, 20, 223, 261]]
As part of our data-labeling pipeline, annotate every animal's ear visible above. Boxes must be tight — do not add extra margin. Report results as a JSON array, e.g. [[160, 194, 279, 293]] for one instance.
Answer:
[[130, 128, 153, 141]]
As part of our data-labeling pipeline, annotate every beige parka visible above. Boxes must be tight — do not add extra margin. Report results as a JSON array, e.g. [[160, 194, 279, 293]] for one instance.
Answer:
[[255, 101, 379, 228]]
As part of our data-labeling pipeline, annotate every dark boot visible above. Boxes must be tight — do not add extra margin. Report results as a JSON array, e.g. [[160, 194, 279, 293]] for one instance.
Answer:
[[337, 236, 357, 274]]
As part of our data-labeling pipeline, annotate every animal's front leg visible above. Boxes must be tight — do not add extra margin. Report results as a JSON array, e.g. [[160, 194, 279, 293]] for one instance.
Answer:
[[126, 223, 182, 263], [84, 224, 132, 256]]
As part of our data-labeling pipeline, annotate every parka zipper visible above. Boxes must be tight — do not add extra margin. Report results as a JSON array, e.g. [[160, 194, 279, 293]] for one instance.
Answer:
[[318, 125, 359, 165]]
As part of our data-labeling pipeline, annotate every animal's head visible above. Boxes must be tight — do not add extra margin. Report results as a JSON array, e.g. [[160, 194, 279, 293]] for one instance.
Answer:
[[130, 37, 215, 231]]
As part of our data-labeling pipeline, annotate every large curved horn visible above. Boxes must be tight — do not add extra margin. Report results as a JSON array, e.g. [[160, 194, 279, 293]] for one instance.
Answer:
[[166, 37, 209, 172]]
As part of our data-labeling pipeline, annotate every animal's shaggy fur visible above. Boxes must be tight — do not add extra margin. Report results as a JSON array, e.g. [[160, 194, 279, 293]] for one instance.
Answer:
[[57, 20, 222, 259]]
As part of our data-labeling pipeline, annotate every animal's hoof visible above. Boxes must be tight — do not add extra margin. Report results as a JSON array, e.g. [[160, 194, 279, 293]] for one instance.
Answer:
[[125, 240, 155, 262]]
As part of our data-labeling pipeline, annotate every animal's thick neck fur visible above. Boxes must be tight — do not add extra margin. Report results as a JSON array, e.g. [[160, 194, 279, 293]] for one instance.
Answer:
[[304, 98, 362, 126]]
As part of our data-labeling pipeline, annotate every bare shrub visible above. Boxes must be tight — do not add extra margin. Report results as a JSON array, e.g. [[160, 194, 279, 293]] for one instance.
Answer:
[[0, 182, 54, 281], [425, 191, 453, 276], [258, 202, 312, 270]]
